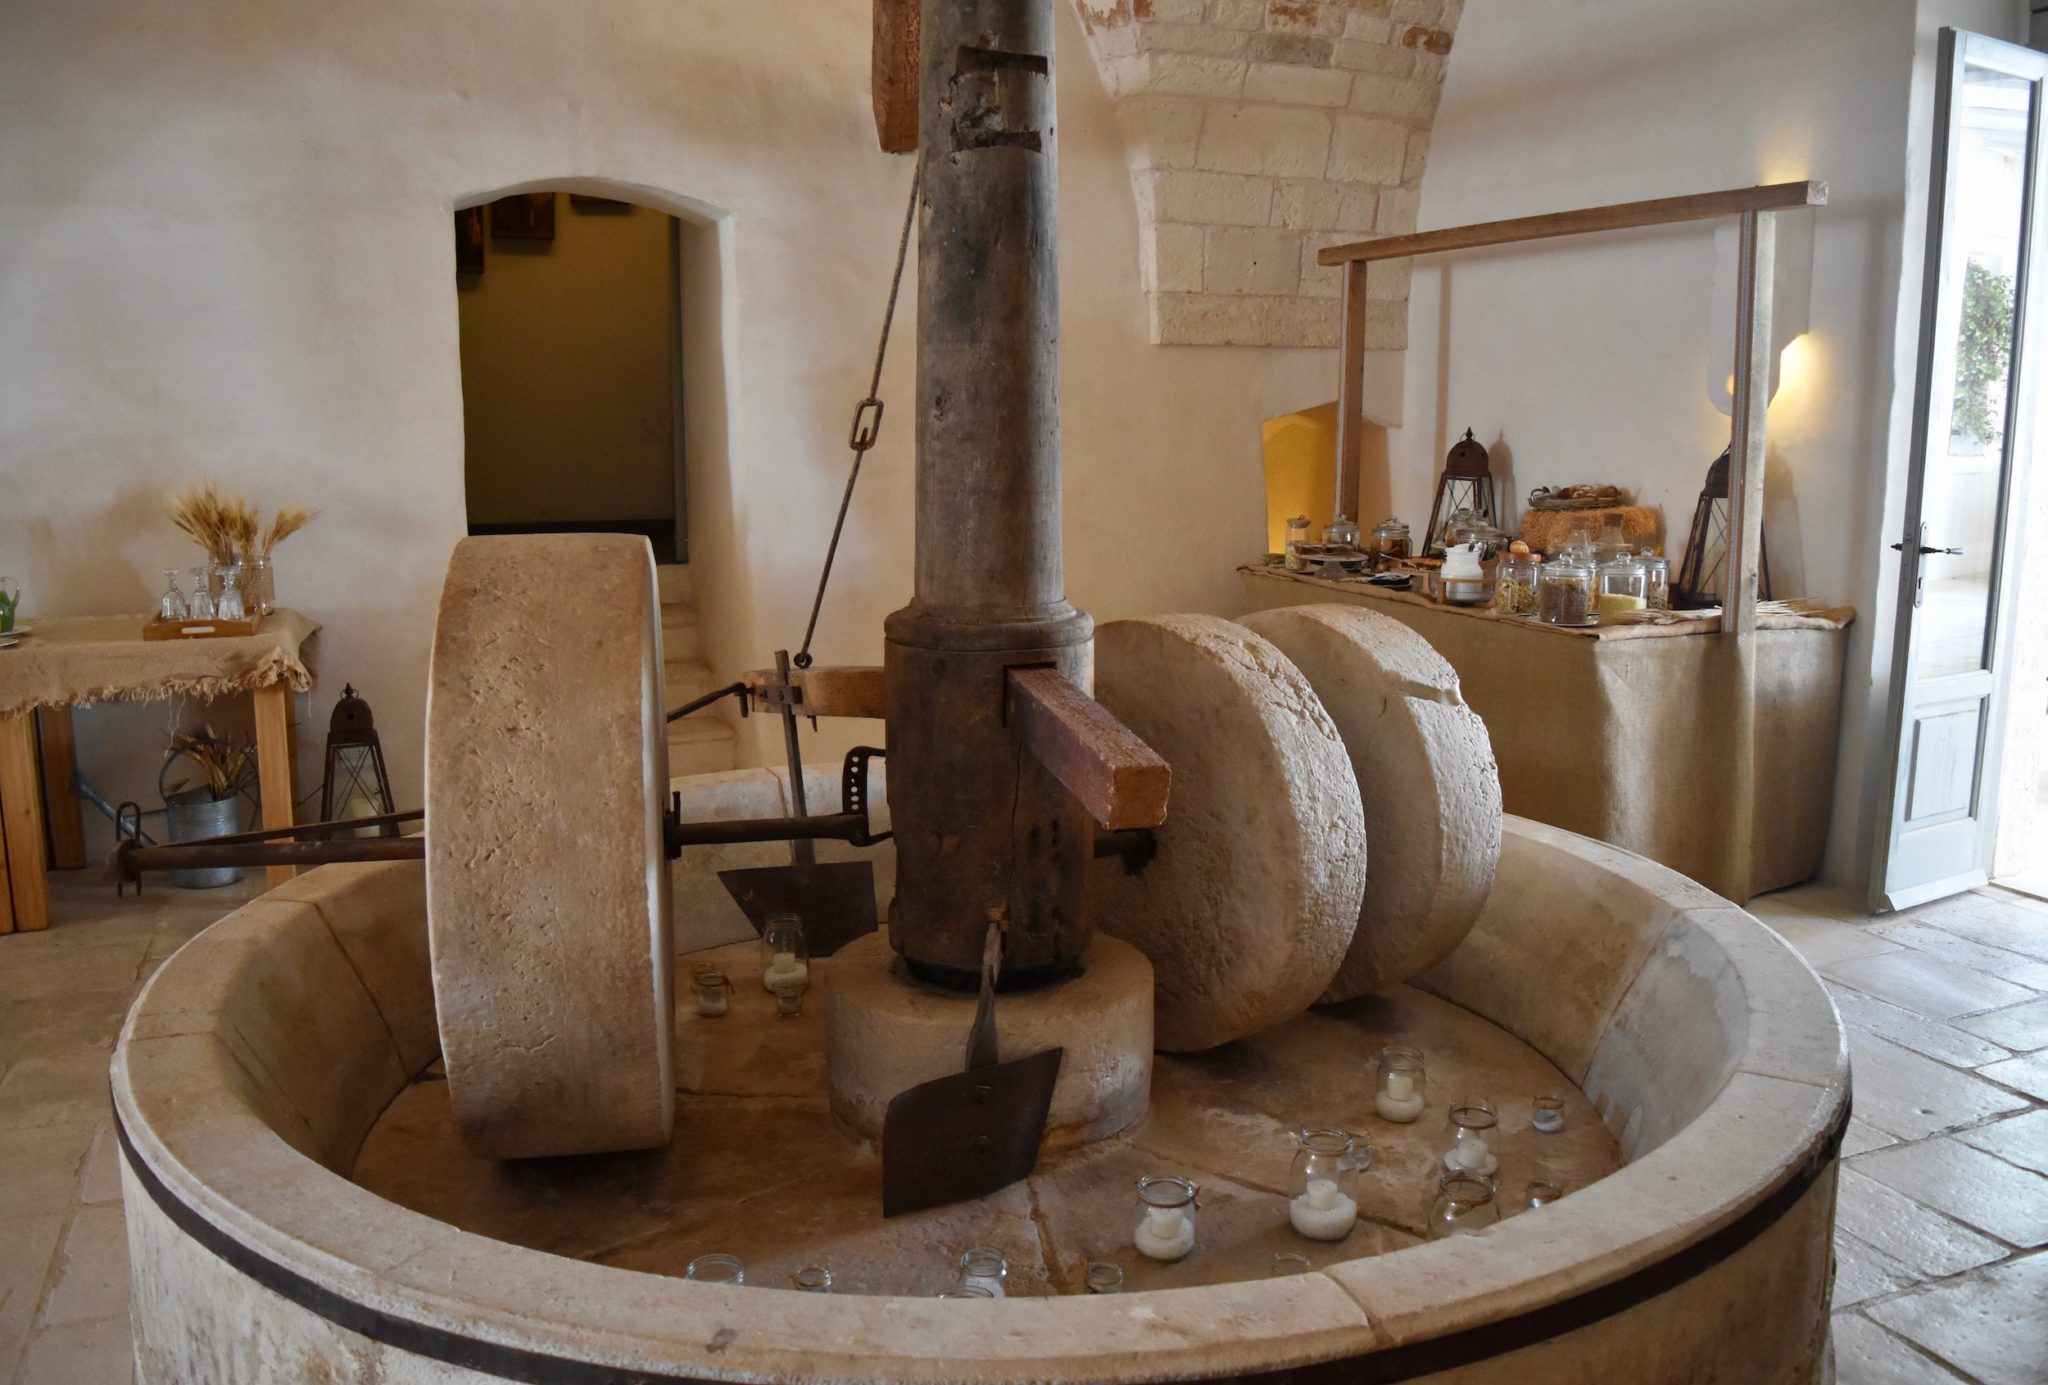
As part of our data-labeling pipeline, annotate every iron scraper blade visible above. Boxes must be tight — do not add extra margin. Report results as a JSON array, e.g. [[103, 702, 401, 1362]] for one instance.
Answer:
[[717, 860, 878, 958], [881, 1046, 1063, 1218]]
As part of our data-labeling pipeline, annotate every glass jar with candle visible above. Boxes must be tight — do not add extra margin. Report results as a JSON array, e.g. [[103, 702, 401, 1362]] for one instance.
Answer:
[[760, 913, 809, 994], [1370, 517, 1412, 566], [1289, 1128, 1359, 1240], [1375, 1046, 1426, 1122], [771, 976, 805, 1019], [1531, 1094, 1565, 1134], [1084, 1261, 1124, 1294], [1439, 543, 1489, 606], [1525, 1181, 1562, 1210], [1133, 1174, 1198, 1262], [1284, 516, 1313, 572], [1535, 557, 1594, 626], [685, 1253, 745, 1284], [792, 1264, 834, 1293], [1494, 552, 1539, 616], [936, 1285, 994, 1299], [1428, 1171, 1501, 1239], [1595, 556, 1648, 621], [1641, 553, 1672, 611], [1442, 1098, 1500, 1176], [958, 1248, 1008, 1297], [1269, 1252, 1311, 1276], [695, 971, 733, 1018]]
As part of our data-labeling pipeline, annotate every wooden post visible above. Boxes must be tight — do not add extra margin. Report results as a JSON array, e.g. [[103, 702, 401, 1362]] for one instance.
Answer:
[[0, 710, 50, 930], [36, 708, 87, 870], [1718, 208, 1775, 901], [1335, 260, 1369, 523], [872, 0, 921, 153], [252, 683, 298, 888], [884, 0, 1093, 990]]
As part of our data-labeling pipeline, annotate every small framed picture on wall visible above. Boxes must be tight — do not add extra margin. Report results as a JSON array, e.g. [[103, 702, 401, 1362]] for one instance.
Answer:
[[490, 192, 555, 241]]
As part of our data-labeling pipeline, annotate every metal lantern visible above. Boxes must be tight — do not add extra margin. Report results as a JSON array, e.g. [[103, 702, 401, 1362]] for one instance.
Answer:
[[318, 684, 398, 835], [1424, 428, 1498, 557], [1673, 448, 1771, 608]]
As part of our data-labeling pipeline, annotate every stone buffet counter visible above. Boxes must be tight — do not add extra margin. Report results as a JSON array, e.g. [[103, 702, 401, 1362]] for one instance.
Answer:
[[1239, 565, 1853, 902]]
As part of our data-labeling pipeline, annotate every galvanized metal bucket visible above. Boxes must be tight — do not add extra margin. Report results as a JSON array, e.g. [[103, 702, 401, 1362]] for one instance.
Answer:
[[163, 791, 245, 889]]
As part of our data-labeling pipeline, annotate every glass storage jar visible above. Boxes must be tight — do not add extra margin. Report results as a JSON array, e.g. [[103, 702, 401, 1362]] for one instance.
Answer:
[[1322, 517, 1361, 550], [1442, 1097, 1500, 1176], [1134, 1174, 1198, 1261], [1494, 553, 1540, 616], [1596, 557, 1648, 620], [1284, 516, 1313, 572], [1370, 517, 1412, 564], [694, 971, 733, 1018], [1536, 557, 1594, 626], [761, 913, 809, 994], [1428, 1171, 1501, 1239], [1374, 1045, 1427, 1122], [959, 1248, 1008, 1298], [1641, 554, 1672, 611], [1288, 1128, 1360, 1241]]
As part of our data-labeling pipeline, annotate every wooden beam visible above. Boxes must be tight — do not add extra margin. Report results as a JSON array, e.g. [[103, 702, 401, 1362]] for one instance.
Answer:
[[1726, 209, 1776, 636], [1335, 260, 1368, 522], [252, 683, 297, 888], [36, 708, 86, 870], [0, 710, 50, 929], [1006, 666, 1170, 832], [1317, 181, 1826, 266], [743, 665, 887, 719], [872, 0, 920, 154]]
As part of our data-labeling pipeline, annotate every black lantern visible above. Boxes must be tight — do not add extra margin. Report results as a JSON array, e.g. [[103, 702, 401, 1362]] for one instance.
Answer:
[[1424, 428, 1498, 557], [318, 684, 398, 835], [1674, 448, 1772, 608]]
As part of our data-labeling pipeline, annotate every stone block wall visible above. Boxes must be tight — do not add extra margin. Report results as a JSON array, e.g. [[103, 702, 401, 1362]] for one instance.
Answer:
[[1073, 0, 1460, 347]]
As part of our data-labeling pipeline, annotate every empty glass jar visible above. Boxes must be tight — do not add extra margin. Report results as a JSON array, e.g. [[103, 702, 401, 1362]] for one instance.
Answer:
[[685, 1253, 745, 1284], [1526, 1181, 1562, 1210], [1442, 1097, 1500, 1176], [761, 913, 809, 994], [1085, 1262, 1125, 1294], [1323, 516, 1361, 550], [792, 1265, 834, 1293], [1428, 1170, 1501, 1240], [1288, 1128, 1359, 1241], [959, 1248, 1008, 1297], [1269, 1252, 1311, 1276], [1375, 1045, 1426, 1123], [1134, 1174, 1198, 1262], [1536, 557, 1593, 626]]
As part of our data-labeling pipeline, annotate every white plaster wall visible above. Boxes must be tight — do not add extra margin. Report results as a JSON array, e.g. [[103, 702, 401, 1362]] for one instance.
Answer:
[[0, 0, 1372, 830], [1392, 0, 2021, 892]]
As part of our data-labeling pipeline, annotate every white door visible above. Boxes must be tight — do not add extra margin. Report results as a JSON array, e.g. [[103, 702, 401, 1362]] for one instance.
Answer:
[[1875, 30, 2047, 911]]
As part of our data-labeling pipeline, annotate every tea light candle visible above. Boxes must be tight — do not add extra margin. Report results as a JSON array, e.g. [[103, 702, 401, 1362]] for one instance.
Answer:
[[1444, 1135, 1496, 1176], [1377, 1071, 1425, 1123], [1531, 1096, 1565, 1134], [1288, 1178, 1358, 1240], [761, 951, 810, 993], [696, 989, 728, 1018], [1134, 1206, 1195, 1261]]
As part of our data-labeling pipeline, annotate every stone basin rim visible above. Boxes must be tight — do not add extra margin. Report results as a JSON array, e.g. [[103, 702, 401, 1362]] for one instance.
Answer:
[[111, 813, 1850, 1382]]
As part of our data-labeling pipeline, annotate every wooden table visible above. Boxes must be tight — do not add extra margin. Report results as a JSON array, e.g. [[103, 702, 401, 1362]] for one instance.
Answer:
[[0, 611, 319, 931], [1239, 566, 1852, 901]]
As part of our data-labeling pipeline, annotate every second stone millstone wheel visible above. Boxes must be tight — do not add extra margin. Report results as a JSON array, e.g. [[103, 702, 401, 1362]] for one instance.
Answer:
[[1091, 615, 1367, 1052], [425, 534, 674, 1160]]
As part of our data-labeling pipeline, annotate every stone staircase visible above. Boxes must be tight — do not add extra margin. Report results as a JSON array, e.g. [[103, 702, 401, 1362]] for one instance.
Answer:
[[657, 564, 738, 776]]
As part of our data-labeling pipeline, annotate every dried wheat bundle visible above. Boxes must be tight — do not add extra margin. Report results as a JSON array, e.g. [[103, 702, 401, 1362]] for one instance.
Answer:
[[257, 505, 316, 557], [170, 486, 317, 564], [164, 726, 256, 802]]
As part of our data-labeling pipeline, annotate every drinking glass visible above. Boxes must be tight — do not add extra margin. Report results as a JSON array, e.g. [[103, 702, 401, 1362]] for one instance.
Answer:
[[215, 565, 246, 621], [187, 567, 216, 620], [158, 570, 188, 622]]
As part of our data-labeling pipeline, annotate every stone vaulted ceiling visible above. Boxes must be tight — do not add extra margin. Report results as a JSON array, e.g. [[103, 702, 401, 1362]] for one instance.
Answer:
[[1071, 0, 1462, 348]]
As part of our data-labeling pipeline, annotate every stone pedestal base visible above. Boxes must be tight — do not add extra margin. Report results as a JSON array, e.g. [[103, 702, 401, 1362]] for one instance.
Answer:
[[824, 930, 1153, 1150]]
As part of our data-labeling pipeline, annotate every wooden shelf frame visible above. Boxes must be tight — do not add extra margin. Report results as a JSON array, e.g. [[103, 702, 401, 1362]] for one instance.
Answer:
[[1325, 178, 1827, 900]]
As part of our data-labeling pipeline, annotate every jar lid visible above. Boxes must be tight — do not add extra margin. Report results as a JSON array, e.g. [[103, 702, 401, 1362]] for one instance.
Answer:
[[1373, 517, 1409, 532], [1540, 555, 1591, 574]]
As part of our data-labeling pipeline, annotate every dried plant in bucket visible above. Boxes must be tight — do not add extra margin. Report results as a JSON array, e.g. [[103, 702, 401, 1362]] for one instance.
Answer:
[[161, 726, 258, 804]]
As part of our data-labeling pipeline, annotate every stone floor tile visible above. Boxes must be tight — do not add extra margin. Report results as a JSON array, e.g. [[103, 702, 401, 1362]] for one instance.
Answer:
[[76, 1125, 120, 1206], [1822, 951, 2036, 1021], [0, 936, 148, 1005], [0, 1123, 99, 1219], [1829, 1313, 1971, 1385], [13, 1314, 133, 1384], [1754, 883, 1876, 922], [1835, 1166, 2009, 1278], [0, 985, 140, 1063], [1956, 996, 2048, 1052], [1841, 1117, 1902, 1159], [1915, 902, 2048, 964], [0, 1049, 116, 1130], [1870, 920, 2048, 987], [1758, 913, 1901, 969], [1831, 1230, 1917, 1309], [1956, 1109, 2048, 1178], [1978, 1051, 2048, 1103], [1854, 1136, 2048, 1247], [39, 1205, 130, 1326], [1867, 1252, 2048, 1385], [1845, 1032, 2030, 1142], [1829, 988, 2015, 1068], [0, 1214, 64, 1381]]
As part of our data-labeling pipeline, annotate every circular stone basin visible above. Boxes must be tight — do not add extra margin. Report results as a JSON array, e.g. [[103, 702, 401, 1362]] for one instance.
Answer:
[[113, 811, 1848, 1383]]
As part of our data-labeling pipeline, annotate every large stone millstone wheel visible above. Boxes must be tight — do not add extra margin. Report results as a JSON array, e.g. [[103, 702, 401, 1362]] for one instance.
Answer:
[[1091, 615, 1366, 1052], [426, 534, 674, 1159], [1239, 605, 1502, 1001]]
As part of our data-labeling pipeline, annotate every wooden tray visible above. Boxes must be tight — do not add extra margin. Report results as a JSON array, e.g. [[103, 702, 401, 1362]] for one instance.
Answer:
[[144, 617, 259, 640]]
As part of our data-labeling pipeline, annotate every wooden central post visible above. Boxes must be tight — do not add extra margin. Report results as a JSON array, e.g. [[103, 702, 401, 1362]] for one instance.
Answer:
[[882, 0, 1093, 990]]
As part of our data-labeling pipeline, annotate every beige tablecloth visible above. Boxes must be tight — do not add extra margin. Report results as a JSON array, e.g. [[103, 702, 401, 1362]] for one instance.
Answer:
[[0, 610, 319, 716]]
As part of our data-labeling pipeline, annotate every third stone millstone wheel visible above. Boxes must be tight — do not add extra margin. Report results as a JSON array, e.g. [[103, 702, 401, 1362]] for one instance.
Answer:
[[1090, 614, 1367, 1051], [425, 534, 674, 1160]]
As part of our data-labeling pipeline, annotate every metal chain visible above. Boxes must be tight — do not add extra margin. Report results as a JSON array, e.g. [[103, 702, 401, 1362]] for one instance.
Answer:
[[794, 164, 921, 670]]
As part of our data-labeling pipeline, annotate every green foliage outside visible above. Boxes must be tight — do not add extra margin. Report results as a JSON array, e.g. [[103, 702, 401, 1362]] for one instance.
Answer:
[[1953, 258, 2014, 450]]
